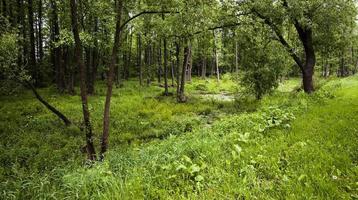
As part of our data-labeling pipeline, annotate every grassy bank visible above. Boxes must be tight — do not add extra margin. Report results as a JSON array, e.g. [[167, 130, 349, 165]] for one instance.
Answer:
[[1, 76, 357, 199]]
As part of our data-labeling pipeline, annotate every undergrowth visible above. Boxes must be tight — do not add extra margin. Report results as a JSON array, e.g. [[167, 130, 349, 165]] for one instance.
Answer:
[[1, 76, 357, 199]]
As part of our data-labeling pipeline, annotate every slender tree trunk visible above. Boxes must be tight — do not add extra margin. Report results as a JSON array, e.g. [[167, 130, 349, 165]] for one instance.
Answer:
[[157, 39, 162, 84], [213, 31, 220, 82], [146, 43, 152, 86], [100, 0, 123, 160], [122, 32, 128, 81], [1, 0, 6, 18], [138, 33, 143, 86], [28, 0, 38, 85], [201, 56, 206, 78], [175, 42, 180, 99], [127, 31, 132, 80], [235, 41, 239, 75], [89, 18, 99, 94], [16, 0, 24, 67], [170, 49, 175, 86], [51, 0, 65, 92], [24, 81, 72, 126], [178, 42, 190, 103], [187, 47, 192, 82], [86, 48, 93, 94], [38, 0, 43, 62], [163, 38, 169, 95], [70, 0, 96, 161]]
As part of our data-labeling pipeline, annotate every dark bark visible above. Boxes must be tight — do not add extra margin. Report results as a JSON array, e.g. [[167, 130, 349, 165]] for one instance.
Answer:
[[295, 27, 315, 93], [88, 18, 99, 94], [253, 4, 315, 93], [157, 40, 162, 84], [339, 50, 345, 77], [170, 49, 175, 86], [122, 32, 128, 81], [38, 0, 43, 62], [145, 42, 152, 86], [51, 0, 65, 92], [64, 47, 75, 95], [1, 0, 6, 17], [163, 38, 169, 95], [16, 0, 24, 67], [235, 41, 239, 74], [23, 81, 72, 126], [70, 0, 96, 161], [178, 42, 190, 103], [28, 0, 38, 85], [137, 33, 143, 86], [126, 32, 133, 80], [100, 0, 123, 160], [201, 56, 206, 78], [175, 42, 180, 98]]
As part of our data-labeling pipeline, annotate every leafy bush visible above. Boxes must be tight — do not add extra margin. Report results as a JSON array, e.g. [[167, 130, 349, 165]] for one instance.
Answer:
[[241, 67, 280, 100]]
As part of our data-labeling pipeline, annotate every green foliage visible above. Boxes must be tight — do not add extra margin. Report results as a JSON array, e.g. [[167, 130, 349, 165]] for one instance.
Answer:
[[1, 76, 358, 199], [242, 67, 280, 100], [62, 162, 121, 199]]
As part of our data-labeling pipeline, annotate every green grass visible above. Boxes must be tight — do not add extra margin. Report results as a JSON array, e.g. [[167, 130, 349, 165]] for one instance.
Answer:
[[0, 75, 357, 199]]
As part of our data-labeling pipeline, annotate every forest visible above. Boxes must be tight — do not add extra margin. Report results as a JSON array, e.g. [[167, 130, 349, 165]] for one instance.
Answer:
[[0, 0, 358, 199]]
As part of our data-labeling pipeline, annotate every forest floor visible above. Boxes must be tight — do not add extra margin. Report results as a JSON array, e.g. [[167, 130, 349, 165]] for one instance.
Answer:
[[0, 75, 357, 199]]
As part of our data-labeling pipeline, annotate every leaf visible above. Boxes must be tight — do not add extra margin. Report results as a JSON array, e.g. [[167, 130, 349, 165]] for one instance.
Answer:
[[189, 164, 201, 174], [234, 144, 242, 155], [195, 175, 204, 182], [176, 164, 187, 171], [182, 155, 192, 164], [298, 174, 307, 182]]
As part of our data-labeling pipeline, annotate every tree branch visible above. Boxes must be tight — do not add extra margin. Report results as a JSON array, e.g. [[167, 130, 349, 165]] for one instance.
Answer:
[[251, 8, 304, 70], [119, 11, 178, 31]]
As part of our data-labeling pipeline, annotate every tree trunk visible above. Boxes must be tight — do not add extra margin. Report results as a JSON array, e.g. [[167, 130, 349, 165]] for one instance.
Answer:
[[100, 0, 123, 160], [146, 43, 152, 86], [187, 48, 192, 82], [28, 0, 38, 85], [89, 18, 99, 94], [235, 41, 239, 75], [201, 56, 206, 78], [175, 42, 180, 99], [86, 48, 93, 94], [157, 39, 162, 84], [213, 31, 220, 82], [163, 38, 169, 95], [37, 0, 43, 62], [51, 0, 65, 92], [170, 49, 175, 86], [126, 31, 132, 80], [24, 81, 72, 126], [138, 33, 143, 86], [70, 0, 96, 161], [178, 42, 190, 103], [295, 26, 315, 93]]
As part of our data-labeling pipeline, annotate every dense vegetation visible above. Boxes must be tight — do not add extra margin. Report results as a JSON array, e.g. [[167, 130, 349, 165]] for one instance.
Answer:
[[0, 0, 357, 199]]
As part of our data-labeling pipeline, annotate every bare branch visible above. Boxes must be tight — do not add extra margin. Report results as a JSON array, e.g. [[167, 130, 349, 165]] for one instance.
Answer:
[[119, 11, 178, 31]]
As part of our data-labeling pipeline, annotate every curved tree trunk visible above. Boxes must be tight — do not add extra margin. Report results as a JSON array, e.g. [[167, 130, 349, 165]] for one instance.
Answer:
[[24, 81, 72, 126]]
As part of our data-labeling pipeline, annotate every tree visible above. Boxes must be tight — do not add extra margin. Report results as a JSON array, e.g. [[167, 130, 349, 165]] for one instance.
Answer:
[[0, 31, 72, 126], [100, 0, 123, 160], [70, 0, 96, 161], [239, 0, 357, 93]]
